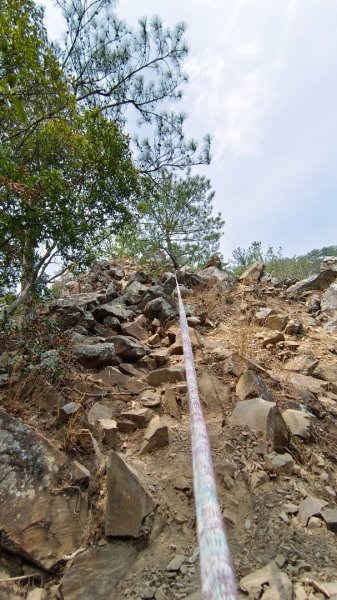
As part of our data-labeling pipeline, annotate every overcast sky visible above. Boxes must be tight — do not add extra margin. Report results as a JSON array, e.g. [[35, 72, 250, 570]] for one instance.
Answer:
[[43, 0, 337, 260]]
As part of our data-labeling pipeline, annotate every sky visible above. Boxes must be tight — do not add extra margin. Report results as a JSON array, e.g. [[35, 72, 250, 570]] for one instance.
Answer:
[[43, 0, 337, 261]]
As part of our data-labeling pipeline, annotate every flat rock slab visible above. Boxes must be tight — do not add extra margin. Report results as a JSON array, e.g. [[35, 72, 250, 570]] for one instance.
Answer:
[[60, 544, 137, 600], [0, 409, 88, 571], [105, 451, 156, 537]]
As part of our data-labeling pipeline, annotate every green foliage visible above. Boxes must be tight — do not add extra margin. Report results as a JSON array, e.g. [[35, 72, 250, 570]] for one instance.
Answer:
[[0, 0, 70, 140], [0, 109, 139, 298], [56, 0, 211, 174], [104, 171, 224, 269], [229, 241, 337, 280], [0, 0, 218, 316]]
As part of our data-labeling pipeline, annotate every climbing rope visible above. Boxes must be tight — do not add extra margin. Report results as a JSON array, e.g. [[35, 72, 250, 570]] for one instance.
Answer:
[[175, 276, 238, 600]]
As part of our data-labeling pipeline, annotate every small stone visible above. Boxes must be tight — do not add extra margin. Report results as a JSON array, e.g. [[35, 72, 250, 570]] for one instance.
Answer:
[[59, 402, 83, 424], [120, 408, 154, 428], [307, 516, 323, 529], [141, 587, 156, 599], [167, 555, 186, 572], [250, 471, 269, 490], [284, 319, 302, 335], [26, 590, 48, 600], [297, 495, 328, 526], [121, 321, 148, 341], [164, 388, 180, 418], [87, 403, 112, 425]]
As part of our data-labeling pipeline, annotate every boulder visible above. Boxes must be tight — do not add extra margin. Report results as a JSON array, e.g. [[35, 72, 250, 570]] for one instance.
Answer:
[[236, 370, 273, 401], [105, 451, 156, 537], [282, 409, 311, 439], [229, 398, 288, 452], [140, 416, 169, 454], [60, 544, 137, 600], [321, 256, 337, 272], [198, 372, 229, 407], [74, 343, 117, 368], [112, 335, 150, 361], [321, 508, 337, 533], [122, 280, 148, 305], [93, 303, 134, 322], [0, 409, 88, 571], [322, 283, 337, 314], [53, 292, 102, 311], [146, 366, 185, 387], [239, 261, 264, 284], [161, 273, 177, 296], [264, 452, 295, 475], [286, 270, 337, 298], [196, 267, 236, 289], [297, 495, 328, 526], [143, 297, 177, 321], [150, 348, 169, 367]]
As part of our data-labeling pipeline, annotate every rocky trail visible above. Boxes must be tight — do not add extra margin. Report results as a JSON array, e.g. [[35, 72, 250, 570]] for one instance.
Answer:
[[1, 257, 337, 600]]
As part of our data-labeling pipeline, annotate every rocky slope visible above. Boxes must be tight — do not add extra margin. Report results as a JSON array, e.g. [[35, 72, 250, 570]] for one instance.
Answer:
[[1, 257, 337, 600]]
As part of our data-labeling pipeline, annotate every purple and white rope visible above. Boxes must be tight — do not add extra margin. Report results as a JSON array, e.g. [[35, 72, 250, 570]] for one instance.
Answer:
[[175, 277, 237, 600]]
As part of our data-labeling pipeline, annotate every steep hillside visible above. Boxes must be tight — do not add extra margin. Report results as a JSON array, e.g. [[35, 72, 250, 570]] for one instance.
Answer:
[[1, 258, 337, 600]]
